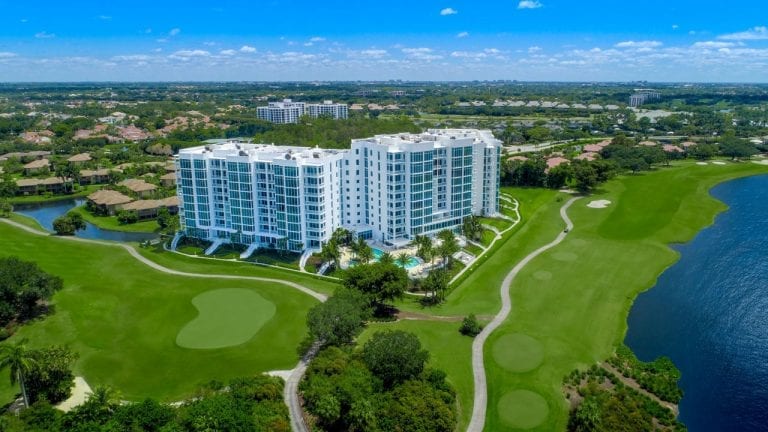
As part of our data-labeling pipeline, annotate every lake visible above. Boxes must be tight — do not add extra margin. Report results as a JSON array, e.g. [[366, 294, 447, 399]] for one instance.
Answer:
[[625, 174, 768, 431], [14, 199, 158, 243]]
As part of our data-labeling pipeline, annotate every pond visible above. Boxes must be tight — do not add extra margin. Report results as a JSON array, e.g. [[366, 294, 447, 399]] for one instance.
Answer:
[[14, 199, 158, 243]]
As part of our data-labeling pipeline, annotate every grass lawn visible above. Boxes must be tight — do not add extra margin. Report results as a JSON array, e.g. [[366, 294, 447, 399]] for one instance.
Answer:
[[482, 161, 768, 431], [8, 185, 101, 205], [358, 320, 474, 431], [137, 245, 339, 296], [479, 216, 512, 231], [479, 229, 497, 247], [68, 205, 160, 233], [463, 243, 484, 257], [0, 223, 325, 403], [394, 186, 565, 316]]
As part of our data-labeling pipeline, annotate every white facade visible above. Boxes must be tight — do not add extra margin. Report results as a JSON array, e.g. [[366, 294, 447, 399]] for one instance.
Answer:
[[177, 142, 343, 252], [256, 99, 306, 124], [176, 129, 501, 251], [306, 100, 348, 120]]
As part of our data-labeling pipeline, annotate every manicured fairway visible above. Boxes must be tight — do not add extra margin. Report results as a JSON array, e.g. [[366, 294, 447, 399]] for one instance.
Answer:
[[0, 223, 323, 402], [176, 288, 276, 349], [481, 161, 768, 431]]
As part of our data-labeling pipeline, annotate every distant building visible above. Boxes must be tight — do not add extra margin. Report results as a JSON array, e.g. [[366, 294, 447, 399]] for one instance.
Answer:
[[306, 100, 348, 120], [256, 99, 306, 124], [257, 99, 348, 124], [629, 90, 661, 107]]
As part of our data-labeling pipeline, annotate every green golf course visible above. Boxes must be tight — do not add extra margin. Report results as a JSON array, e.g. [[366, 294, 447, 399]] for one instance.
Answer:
[[0, 221, 331, 403], [373, 160, 767, 431]]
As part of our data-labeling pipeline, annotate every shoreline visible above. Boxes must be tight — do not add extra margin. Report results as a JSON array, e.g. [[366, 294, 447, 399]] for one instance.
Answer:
[[622, 172, 768, 430]]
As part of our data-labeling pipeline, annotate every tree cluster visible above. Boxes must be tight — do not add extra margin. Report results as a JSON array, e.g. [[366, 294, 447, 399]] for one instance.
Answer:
[[52, 213, 86, 236], [0, 374, 290, 432], [300, 331, 456, 432], [0, 257, 63, 328]]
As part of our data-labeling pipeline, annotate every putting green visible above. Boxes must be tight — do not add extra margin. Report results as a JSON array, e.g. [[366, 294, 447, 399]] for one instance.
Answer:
[[492, 333, 544, 373], [176, 288, 276, 349], [552, 251, 578, 262], [497, 390, 549, 429]]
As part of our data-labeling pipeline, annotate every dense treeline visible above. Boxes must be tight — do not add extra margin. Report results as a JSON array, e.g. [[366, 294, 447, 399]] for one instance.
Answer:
[[252, 115, 421, 149], [1, 375, 290, 431], [301, 333, 456, 432]]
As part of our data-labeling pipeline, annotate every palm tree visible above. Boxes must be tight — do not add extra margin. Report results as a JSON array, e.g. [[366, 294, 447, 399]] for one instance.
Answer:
[[320, 239, 341, 268], [0, 339, 38, 408], [378, 252, 394, 265], [396, 252, 411, 268], [437, 230, 460, 269], [356, 237, 374, 264]]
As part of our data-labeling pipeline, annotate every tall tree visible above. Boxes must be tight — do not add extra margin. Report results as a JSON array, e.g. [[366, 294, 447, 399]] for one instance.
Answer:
[[0, 339, 38, 407], [436, 230, 459, 269], [362, 331, 429, 388]]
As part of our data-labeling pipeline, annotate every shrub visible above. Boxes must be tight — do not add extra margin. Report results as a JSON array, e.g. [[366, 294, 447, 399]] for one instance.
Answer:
[[459, 314, 483, 337]]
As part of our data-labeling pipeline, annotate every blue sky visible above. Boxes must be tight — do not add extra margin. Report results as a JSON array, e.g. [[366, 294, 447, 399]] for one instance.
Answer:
[[0, 0, 767, 82]]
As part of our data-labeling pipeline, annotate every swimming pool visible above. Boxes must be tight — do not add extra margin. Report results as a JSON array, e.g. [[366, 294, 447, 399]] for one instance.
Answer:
[[372, 248, 421, 269]]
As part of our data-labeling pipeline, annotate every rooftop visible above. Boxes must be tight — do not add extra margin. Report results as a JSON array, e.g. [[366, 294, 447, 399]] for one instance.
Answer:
[[87, 189, 133, 206], [23, 159, 50, 169], [119, 178, 158, 193], [68, 153, 92, 163]]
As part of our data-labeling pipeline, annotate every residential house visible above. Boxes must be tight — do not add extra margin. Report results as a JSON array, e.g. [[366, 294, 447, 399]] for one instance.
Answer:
[[67, 153, 92, 166], [23, 158, 50, 175], [119, 178, 157, 198], [15, 177, 72, 195], [87, 189, 133, 215], [121, 196, 180, 219], [79, 168, 112, 185], [160, 172, 177, 188]]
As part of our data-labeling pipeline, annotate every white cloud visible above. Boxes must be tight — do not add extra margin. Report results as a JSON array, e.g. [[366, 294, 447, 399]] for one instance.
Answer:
[[528, 46, 542, 53], [310, 36, 326, 42], [402, 47, 443, 61], [240, 45, 257, 53], [203, 41, 217, 46], [98, 15, 112, 21], [111, 55, 151, 61], [169, 50, 210, 60], [518, 1, 543, 9], [672, 24, 679, 30], [615, 40, 663, 48], [144, 28, 152, 34], [352, 49, 388, 59], [169, 28, 181, 36], [0, 52, 17, 58], [34, 31, 55, 39], [451, 51, 487, 59], [440, 7, 458, 15], [719, 26, 768, 41], [156, 38, 168, 43], [484, 48, 501, 54], [456, 31, 469, 38], [220, 49, 237, 56], [692, 41, 735, 49]]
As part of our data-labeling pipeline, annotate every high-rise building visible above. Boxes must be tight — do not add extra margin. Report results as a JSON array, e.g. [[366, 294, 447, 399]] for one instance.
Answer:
[[256, 99, 306, 124], [176, 129, 501, 252], [306, 100, 348, 120], [256, 99, 348, 124]]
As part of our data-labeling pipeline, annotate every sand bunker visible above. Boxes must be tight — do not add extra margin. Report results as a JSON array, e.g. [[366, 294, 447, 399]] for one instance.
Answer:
[[753, 160, 768, 166], [56, 377, 92, 412], [713, 161, 727, 165], [587, 199, 611, 209], [696, 162, 708, 165]]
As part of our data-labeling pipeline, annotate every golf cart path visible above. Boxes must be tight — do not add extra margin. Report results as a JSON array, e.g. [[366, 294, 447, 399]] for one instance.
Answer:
[[1, 217, 324, 432], [0, 218, 326, 302], [466, 197, 579, 432]]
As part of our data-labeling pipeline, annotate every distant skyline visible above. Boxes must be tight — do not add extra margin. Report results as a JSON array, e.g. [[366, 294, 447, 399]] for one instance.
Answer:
[[0, 1, 767, 82]]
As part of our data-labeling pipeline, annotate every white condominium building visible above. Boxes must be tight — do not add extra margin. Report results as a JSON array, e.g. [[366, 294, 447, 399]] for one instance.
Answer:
[[256, 99, 348, 124], [177, 142, 343, 252], [256, 99, 306, 124], [176, 129, 500, 252], [306, 100, 348, 120], [345, 129, 501, 244]]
